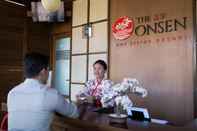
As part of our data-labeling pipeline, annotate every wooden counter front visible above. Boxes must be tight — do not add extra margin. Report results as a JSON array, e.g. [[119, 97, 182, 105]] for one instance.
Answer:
[[51, 106, 196, 131]]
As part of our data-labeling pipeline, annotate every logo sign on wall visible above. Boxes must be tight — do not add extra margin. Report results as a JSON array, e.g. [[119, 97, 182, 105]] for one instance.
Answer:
[[112, 16, 134, 40], [112, 14, 188, 47]]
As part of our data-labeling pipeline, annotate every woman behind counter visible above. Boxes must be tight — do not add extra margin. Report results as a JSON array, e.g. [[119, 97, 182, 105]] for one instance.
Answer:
[[77, 60, 114, 107]]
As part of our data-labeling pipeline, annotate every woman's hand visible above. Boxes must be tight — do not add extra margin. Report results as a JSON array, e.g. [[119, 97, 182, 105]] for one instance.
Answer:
[[76, 95, 87, 105]]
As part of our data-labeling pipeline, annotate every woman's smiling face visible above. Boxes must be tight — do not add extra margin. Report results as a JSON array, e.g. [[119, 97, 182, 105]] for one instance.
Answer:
[[93, 63, 106, 80]]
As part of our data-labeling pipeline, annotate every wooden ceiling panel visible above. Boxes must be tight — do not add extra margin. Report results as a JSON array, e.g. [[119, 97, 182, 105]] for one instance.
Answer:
[[4, 0, 73, 9], [3, 0, 73, 20], [11, 0, 73, 5], [10, 0, 25, 4]]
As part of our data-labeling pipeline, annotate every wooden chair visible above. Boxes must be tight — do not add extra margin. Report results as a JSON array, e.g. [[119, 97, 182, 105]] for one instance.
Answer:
[[0, 112, 8, 131]]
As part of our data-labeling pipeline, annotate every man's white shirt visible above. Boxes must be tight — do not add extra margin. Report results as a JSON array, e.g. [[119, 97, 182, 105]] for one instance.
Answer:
[[8, 78, 79, 131]]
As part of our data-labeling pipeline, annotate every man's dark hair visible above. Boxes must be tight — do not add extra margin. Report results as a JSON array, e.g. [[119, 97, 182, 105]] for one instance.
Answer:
[[93, 60, 107, 71], [24, 52, 49, 78]]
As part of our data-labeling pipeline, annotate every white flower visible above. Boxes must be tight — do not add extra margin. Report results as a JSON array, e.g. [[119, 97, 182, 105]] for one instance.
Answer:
[[101, 78, 148, 109]]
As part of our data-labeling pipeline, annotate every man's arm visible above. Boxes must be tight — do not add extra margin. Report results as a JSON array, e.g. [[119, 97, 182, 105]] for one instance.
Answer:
[[55, 94, 79, 118]]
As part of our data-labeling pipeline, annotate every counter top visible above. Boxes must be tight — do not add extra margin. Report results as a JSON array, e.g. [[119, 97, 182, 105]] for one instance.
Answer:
[[51, 105, 196, 131]]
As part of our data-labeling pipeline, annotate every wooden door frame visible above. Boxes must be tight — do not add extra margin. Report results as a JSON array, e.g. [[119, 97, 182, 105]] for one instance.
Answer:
[[193, 0, 197, 118], [50, 32, 72, 100]]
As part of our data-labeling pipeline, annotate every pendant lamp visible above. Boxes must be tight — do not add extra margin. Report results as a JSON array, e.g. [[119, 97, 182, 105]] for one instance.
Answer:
[[41, 0, 61, 12]]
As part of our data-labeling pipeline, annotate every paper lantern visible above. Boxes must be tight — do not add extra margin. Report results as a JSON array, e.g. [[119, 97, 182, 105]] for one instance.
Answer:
[[41, 0, 61, 12]]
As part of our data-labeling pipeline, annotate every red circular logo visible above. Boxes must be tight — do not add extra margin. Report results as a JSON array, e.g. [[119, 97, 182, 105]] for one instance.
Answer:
[[112, 16, 134, 40]]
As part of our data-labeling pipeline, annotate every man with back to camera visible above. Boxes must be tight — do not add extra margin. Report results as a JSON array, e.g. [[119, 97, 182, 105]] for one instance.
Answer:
[[7, 52, 79, 131]]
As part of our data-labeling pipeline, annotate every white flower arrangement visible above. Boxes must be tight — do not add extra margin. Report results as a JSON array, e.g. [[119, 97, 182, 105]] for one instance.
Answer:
[[101, 78, 148, 111]]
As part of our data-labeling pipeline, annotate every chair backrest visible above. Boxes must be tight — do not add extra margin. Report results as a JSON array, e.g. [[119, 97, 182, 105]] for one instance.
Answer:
[[0, 112, 8, 131]]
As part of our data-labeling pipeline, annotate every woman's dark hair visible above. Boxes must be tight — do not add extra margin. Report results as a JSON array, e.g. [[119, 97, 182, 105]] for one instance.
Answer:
[[93, 60, 107, 71], [24, 52, 49, 78]]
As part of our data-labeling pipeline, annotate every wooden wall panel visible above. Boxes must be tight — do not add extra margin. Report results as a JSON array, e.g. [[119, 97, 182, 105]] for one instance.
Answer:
[[72, 0, 88, 26], [0, 1, 25, 108], [0, 66, 23, 102], [71, 55, 87, 83], [72, 27, 87, 54], [89, 22, 108, 53], [89, 0, 108, 22], [0, 1, 51, 110], [0, 34, 23, 66], [0, 1, 25, 18], [26, 20, 51, 55], [194, 0, 197, 118], [0, 2, 25, 66], [51, 22, 72, 35], [110, 0, 194, 125]]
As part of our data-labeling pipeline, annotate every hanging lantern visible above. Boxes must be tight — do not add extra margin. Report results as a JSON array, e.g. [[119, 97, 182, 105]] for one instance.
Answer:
[[41, 0, 61, 12]]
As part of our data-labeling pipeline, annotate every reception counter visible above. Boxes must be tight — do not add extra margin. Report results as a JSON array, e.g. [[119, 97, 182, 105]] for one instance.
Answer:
[[51, 105, 196, 131]]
